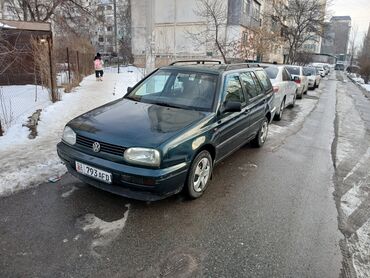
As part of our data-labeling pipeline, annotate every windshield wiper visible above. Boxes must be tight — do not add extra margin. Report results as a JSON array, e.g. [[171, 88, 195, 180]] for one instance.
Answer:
[[150, 101, 183, 109]]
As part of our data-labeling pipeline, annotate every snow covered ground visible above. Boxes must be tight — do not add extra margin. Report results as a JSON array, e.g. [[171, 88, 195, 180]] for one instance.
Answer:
[[0, 66, 143, 196], [0, 85, 51, 131]]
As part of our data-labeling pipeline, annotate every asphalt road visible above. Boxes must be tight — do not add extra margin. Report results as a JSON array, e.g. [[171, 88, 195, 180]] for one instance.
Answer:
[[1, 75, 345, 277]]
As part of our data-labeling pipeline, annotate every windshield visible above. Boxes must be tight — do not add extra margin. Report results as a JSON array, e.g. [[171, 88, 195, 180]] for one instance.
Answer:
[[286, 66, 300, 75], [264, 67, 279, 79], [126, 69, 218, 111]]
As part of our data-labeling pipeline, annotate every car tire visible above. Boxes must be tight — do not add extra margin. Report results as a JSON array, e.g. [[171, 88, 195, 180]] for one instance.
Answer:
[[186, 150, 213, 199], [274, 100, 285, 121], [289, 92, 296, 108], [251, 117, 269, 148], [297, 91, 303, 99]]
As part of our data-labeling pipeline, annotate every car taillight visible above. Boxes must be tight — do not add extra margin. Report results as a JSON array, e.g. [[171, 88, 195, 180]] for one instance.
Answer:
[[294, 78, 301, 84], [273, 86, 279, 93]]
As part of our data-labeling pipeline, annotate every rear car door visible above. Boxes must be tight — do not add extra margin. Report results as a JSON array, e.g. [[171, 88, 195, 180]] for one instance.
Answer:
[[240, 71, 267, 136], [215, 73, 249, 160]]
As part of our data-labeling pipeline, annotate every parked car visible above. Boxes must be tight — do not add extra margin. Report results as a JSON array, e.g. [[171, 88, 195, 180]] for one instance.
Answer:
[[314, 65, 326, 77], [263, 64, 298, 121], [285, 65, 308, 99], [57, 60, 275, 201], [335, 63, 345, 71], [304, 67, 321, 89]]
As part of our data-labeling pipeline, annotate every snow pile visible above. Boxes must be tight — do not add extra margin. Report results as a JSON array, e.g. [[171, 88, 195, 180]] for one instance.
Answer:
[[352, 77, 365, 84], [361, 84, 370, 92], [0, 66, 143, 196], [0, 22, 15, 29]]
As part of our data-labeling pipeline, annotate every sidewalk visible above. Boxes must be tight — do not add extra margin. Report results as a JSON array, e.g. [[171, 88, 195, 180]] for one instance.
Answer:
[[0, 66, 143, 195]]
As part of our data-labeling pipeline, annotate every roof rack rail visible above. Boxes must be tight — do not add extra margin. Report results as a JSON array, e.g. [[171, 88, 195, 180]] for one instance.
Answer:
[[169, 59, 223, 66], [223, 63, 261, 71]]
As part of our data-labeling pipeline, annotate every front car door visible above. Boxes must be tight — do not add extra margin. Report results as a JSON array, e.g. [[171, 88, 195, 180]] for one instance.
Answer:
[[214, 73, 249, 161]]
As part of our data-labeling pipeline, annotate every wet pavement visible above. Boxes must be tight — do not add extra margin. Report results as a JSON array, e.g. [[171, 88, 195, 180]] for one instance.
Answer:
[[0, 73, 360, 277]]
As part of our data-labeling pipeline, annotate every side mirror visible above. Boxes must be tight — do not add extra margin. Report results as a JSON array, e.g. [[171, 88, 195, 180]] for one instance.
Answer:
[[292, 76, 299, 81], [127, 87, 133, 94], [222, 101, 242, 113]]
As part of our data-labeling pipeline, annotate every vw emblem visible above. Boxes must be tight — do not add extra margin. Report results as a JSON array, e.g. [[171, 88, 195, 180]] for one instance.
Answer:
[[92, 142, 100, 153]]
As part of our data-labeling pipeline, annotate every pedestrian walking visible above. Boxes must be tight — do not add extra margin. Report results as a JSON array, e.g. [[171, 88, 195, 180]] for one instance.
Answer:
[[94, 53, 104, 81]]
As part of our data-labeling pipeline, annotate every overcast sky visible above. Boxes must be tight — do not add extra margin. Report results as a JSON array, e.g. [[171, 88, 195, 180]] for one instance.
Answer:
[[331, 0, 370, 45]]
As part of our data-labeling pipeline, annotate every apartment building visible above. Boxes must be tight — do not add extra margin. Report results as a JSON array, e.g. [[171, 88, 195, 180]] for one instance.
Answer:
[[131, 0, 272, 67]]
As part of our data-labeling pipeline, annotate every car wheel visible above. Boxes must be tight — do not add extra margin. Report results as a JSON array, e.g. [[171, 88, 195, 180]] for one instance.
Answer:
[[251, 117, 269, 148], [297, 90, 303, 99], [186, 150, 213, 199], [274, 100, 285, 121], [289, 92, 296, 108]]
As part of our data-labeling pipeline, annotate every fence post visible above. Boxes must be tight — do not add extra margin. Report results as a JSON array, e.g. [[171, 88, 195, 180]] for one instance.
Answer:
[[47, 36, 58, 102], [66, 47, 71, 84]]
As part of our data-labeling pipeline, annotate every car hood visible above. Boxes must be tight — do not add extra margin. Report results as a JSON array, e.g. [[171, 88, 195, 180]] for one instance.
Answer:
[[68, 99, 208, 148]]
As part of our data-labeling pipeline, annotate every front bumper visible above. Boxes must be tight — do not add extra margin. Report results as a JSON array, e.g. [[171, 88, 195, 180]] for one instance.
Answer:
[[57, 142, 189, 201]]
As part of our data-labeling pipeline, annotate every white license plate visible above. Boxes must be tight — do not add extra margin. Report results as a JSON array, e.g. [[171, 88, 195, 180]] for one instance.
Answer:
[[75, 161, 112, 184]]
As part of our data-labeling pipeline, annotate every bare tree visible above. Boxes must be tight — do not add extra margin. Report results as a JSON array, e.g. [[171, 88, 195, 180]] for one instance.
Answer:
[[348, 24, 359, 67], [187, 0, 230, 63], [269, 0, 328, 64], [359, 31, 370, 84]]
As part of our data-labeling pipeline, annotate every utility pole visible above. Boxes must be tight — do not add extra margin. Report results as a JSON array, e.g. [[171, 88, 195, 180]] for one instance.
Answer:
[[113, 0, 120, 73]]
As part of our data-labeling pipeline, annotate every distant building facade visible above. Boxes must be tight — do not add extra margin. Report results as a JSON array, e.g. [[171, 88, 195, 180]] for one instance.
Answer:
[[321, 16, 351, 61]]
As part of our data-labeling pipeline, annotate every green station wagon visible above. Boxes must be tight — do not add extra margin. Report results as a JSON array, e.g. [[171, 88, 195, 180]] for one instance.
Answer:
[[57, 60, 275, 201]]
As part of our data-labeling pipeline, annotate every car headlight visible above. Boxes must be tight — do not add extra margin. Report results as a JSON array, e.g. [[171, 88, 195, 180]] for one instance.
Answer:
[[62, 126, 76, 145], [124, 148, 160, 167]]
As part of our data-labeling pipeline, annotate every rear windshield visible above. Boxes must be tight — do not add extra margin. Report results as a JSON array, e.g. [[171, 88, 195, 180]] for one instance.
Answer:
[[304, 67, 316, 75], [264, 67, 279, 79], [286, 66, 300, 75]]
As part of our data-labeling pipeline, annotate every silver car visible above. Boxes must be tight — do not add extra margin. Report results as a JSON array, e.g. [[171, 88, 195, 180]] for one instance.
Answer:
[[304, 67, 321, 89], [264, 65, 298, 121], [285, 65, 309, 99]]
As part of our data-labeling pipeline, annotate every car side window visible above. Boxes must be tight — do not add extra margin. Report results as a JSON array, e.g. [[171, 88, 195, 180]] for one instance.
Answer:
[[255, 70, 272, 92], [223, 74, 245, 104], [240, 72, 262, 99], [282, 69, 291, 81]]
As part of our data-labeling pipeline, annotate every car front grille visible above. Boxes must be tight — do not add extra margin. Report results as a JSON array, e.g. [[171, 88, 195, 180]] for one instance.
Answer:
[[76, 135, 126, 156]]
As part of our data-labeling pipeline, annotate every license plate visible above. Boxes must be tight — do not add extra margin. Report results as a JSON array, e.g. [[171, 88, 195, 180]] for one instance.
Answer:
[[75, 161, 112, 184]]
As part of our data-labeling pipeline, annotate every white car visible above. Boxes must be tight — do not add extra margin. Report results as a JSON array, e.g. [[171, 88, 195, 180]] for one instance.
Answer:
[[285, 65, 309, 99], [314, 66, 326, 77], [264, 65, 298, 121], [304, 67, 321, 89]]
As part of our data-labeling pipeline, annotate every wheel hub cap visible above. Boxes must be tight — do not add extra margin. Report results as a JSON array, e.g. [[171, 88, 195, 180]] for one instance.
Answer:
[[193, 158, 211, 192]]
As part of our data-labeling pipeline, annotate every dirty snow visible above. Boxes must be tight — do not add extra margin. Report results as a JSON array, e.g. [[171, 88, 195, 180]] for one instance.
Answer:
[[0, 66, 143, 196], [361, 84, 370, 92], [0, 85, 51, 131], [335, 88, 366, 165], [348, 219, 370, 278]]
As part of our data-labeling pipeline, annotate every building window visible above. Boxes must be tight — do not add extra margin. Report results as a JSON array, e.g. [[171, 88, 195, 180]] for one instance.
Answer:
[[107, 26, 113, 32], [98, 37, 104, 42], [106, 5, 112, 10], [243, 0, 251, 14], [252, 0, 261, 20]]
